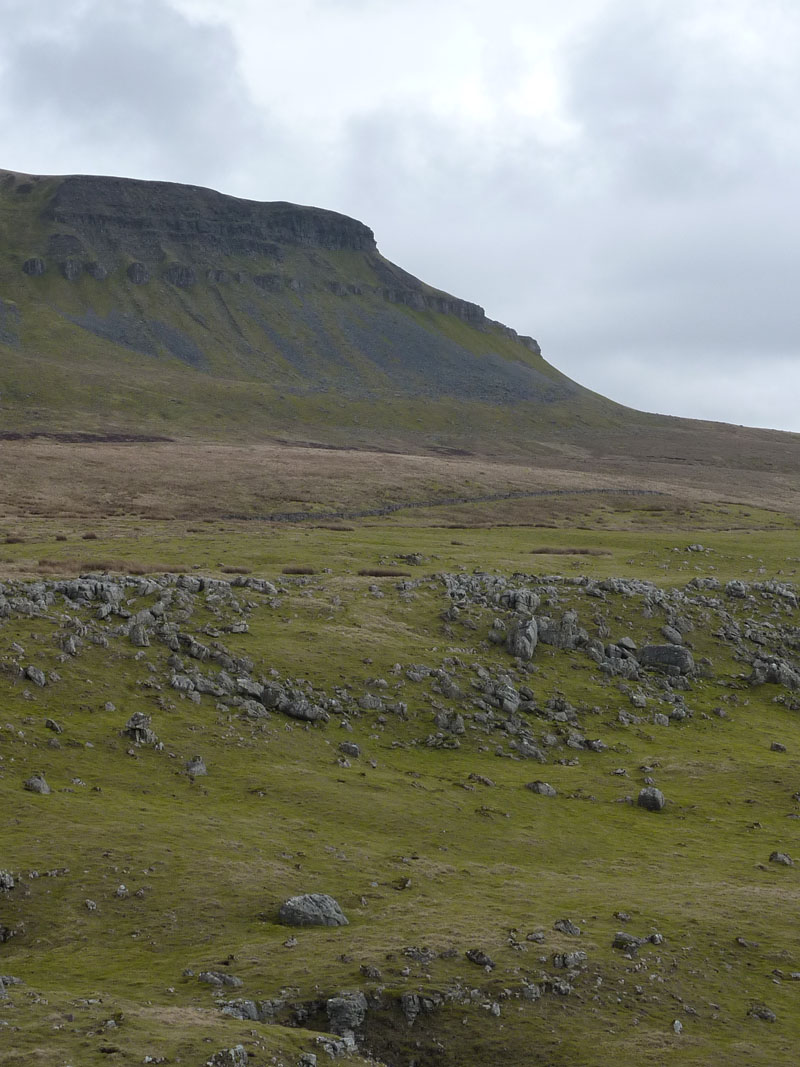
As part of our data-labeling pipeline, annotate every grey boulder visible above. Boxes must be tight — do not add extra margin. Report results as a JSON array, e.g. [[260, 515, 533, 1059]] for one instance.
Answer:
[[205, 1047, 248, 1067], [638, 645, 694, 675], [278, 893, 348, 927], [506, 617, 538, 660], [23, 773, 50, 795], [327, 991, 368, 1035], [526, 781, 557, 797], [638, 786, 666, 812]]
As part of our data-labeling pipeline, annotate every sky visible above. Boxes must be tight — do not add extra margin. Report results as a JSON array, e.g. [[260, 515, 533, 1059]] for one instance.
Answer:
[[2, 0, 800, 431]]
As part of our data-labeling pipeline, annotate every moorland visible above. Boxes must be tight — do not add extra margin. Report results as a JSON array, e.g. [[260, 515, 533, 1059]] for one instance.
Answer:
[[2, 170, 800, 1067]]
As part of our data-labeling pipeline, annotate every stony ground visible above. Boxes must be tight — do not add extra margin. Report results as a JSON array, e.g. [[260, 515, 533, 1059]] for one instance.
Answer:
[[2, 504, 800, 1066]]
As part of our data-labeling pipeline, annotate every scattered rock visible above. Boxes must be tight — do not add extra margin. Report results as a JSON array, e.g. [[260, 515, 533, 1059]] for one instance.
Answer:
[[525, 781, 557, 797], [23, 773, 50, 795], [25, 665, 47, 687], [553, 918, 581, 937], [769, 851, 793, 866], [186, 755, 207, 776], [206, 1047, 248, 1067], [198, 971, 243, 988], [465, 949, 495, 969], [748, 1005, 777, 1022], [122, 712, 159, 746], [613, 931, 645, 954], [553, 950, 587, 969], [725, 580, 748, 598]]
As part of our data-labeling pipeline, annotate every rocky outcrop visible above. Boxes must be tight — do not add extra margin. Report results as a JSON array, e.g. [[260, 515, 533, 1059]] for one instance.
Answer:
[[43, 175, 376, 257]]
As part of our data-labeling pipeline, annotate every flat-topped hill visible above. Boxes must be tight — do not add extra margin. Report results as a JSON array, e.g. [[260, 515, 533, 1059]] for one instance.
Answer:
[[0, 167, 608, 447]]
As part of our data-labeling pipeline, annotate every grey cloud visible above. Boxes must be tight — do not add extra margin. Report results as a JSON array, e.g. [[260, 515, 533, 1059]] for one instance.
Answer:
[[0, 0, 276, 185], [1, 0, 799, 430]]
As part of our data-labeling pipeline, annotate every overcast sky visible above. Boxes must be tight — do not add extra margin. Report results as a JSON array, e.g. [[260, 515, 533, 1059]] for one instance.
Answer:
[[2, 0, 799, 430]]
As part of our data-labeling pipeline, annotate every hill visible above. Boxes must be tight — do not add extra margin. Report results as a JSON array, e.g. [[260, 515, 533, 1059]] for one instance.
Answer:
[[4, 169, 800, 1066], [0, 167, 629, 449]]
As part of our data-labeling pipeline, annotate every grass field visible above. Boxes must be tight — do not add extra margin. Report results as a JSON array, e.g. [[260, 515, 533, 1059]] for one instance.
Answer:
[[2, 440, 800, 1065]]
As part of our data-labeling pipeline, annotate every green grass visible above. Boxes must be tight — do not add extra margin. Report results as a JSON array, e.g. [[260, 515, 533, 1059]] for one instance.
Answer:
[[2, 504, 800, 1064]]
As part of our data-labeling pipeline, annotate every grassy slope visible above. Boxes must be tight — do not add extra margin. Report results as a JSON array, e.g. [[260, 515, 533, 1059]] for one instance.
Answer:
[[2, 500, 800, 1066]]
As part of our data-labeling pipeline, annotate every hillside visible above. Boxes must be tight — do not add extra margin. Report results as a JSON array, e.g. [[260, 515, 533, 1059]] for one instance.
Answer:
[[0, 167, 630, 449], [5, 169, 800, 1066]]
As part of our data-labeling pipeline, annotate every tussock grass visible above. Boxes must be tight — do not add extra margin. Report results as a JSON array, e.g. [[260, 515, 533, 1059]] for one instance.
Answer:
[[282, 565, 316, 575]]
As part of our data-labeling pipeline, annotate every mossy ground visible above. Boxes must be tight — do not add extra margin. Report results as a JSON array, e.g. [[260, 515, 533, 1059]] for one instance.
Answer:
[[2, 493, 800, 1065]]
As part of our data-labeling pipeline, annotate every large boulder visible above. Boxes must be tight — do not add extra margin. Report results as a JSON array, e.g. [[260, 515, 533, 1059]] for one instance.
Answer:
[[637, 786, 666, 812], [506, 617, 538, 660], [327, 991, 368, 1036], [536, 611, 588, 651], [749, 658, 800, 691], [278, 893, 348, 927], [638, 645, 694, 675]]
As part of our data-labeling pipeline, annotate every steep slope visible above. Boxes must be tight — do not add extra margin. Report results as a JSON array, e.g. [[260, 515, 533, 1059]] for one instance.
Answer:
[[0, 168, 626, 447]]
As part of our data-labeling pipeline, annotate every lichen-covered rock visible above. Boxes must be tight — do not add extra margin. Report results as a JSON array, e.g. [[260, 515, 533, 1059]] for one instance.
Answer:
[[278, 893, 348, 927]]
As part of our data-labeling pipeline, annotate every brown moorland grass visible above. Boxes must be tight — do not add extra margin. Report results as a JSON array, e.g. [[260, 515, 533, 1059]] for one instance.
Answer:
[[0, 421, 800, 526], [357, 567, 413, 577], [36, 558, 171, 575], [530, 546, 612, 556]]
